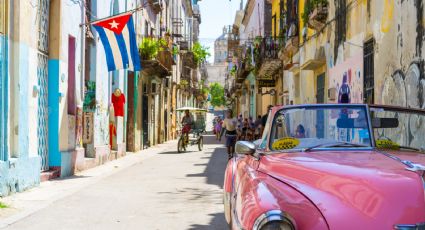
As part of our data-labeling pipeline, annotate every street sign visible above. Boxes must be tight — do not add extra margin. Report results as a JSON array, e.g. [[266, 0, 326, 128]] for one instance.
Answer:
[[258, 79, 276, 87]]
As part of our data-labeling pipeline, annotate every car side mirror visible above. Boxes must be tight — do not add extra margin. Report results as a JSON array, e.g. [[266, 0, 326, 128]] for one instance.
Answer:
[[235, 141, 256, 156]]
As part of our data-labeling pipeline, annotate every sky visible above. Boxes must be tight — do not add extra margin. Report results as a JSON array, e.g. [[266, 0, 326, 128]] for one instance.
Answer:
[[198, 0, 244, 63]]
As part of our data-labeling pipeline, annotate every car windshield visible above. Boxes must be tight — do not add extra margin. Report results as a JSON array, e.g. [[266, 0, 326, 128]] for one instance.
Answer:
[[370, 106, 425, 152], [270, 106, 372, 151]]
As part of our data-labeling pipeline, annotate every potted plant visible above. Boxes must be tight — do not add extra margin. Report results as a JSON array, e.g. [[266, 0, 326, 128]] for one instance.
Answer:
[[139, 37, 167, 60]]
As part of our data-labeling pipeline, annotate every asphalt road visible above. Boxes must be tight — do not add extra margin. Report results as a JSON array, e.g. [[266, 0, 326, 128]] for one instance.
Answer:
[[1, 135, 228, 230]]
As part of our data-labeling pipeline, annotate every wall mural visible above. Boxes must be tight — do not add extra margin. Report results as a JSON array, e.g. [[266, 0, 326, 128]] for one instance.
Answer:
[[380, 62, 425, 149], [329, 53, 364, 103]]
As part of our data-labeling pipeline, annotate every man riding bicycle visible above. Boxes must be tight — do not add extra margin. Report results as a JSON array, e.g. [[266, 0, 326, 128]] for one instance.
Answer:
[[181, 110, 193, 143]]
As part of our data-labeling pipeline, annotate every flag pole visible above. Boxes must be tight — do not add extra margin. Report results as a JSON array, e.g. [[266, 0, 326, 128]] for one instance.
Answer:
[[80, 4, 147, 27]]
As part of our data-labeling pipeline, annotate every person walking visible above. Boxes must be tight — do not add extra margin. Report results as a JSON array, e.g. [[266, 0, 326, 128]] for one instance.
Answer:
[[261, 105, 273, 136], [214, 117, 222, 140], [247, 116, 255, 141], [254, 115, 262, 139], [242, 118, 249, 140], [219, 109, 238, 160]]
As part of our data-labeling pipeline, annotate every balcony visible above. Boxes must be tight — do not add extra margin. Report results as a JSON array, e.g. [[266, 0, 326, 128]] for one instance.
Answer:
[[148, 0, 163, 14], [139, 37, 174, 77], [307, 4, 328, 31], [172, 18, 184, 38], [236, 59, 253, 84], [255, 36, 282, 80], [182, 51, 197, 69], [282, 36, 299, 59]]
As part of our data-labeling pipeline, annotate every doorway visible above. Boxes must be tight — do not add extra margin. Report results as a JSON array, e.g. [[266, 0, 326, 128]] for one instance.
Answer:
[[142, 83, 149, 149], [316, 73, 325, 138], [126, 71, 135, 151]]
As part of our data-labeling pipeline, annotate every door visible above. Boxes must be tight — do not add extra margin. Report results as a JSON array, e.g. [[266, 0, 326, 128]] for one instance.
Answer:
[[37, 0, 50, 171], [316, 73, 325, 138], [68, 36, 76, 115], [142, 90, 149, 148], [126, 72, 135, 151], [164, 108, 168, 142]]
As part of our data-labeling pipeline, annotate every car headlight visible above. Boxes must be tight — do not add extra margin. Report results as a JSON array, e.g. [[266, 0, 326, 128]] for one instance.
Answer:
[[259, 221, 293, 230], [253, 210, 296, 230]]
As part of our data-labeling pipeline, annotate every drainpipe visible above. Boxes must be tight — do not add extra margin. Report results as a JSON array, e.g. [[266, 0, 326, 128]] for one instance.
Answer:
[[80, 1, 86, 106], [123, 0, 128, 145]]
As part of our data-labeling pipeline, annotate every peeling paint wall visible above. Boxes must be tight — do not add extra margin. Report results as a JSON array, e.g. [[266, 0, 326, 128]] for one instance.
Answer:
[[0, 1, 44, 196], [375, 0, 424, 109]]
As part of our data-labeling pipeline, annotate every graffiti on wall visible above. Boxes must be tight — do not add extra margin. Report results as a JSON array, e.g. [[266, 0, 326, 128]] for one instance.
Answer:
[[380, 62, 425, 149], [329, 53, 364, 103]]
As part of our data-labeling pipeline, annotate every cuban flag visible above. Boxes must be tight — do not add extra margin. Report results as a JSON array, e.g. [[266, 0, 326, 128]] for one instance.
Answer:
[[93, 13, 141, 72]]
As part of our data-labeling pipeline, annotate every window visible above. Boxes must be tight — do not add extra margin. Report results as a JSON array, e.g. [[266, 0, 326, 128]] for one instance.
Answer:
[[363, 39, 374, 104]]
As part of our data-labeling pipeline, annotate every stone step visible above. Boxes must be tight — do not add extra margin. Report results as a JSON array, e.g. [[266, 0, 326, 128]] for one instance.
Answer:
[[40, 168, 60, 182]]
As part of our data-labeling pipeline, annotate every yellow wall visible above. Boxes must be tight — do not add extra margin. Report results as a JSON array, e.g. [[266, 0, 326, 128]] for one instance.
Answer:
[[0, 0, 6, 35], [299, 0, 315, 44], [271, 0, 280, 38]]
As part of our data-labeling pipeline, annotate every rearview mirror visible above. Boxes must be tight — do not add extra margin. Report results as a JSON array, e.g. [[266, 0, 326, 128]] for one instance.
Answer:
[[372, 118, 399, 128], [235, 141, 256, 156]]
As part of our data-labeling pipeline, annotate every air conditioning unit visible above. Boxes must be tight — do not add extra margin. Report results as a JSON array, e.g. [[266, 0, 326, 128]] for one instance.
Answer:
[[328, 87, 337, 101]]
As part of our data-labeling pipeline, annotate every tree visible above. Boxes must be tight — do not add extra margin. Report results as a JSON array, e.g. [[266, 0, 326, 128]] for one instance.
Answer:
[[209, 83, 225, 107]]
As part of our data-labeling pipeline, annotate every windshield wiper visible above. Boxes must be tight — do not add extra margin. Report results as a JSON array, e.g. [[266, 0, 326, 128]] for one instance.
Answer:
[[304, 142, 369, 152], [385, 145, 422, 152]]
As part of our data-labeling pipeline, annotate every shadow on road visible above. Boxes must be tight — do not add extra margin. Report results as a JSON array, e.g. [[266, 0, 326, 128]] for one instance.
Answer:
[[185, 135, 228, 229], [186, 135, 227, 189], [157, 150, 198, 154], [54, 175, 92, 181], [188, 212, 227, 229]]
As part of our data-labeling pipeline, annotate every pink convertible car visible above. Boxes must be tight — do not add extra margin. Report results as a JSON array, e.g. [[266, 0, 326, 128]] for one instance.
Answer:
[[224, 104, 425, 230]]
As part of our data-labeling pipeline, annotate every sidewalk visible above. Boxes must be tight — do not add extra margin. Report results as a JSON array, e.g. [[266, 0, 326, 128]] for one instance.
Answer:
[[0, 140, 178, 229]]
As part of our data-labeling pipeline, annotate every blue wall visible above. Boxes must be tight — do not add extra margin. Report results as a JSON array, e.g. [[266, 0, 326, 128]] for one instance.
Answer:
[[0, 42, 41, 197], [18, 44, 29, 156], [48, 59, 61, 167], [0, 34, 8, 161]]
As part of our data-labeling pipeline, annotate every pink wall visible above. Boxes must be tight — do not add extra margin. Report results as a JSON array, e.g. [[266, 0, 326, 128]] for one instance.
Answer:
[[329, 53, 364, 103]]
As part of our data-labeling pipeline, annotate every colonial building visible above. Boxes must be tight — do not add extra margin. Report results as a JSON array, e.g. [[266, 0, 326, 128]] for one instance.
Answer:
[[0, 0, 204, 197], [226, 0, 425, 148]]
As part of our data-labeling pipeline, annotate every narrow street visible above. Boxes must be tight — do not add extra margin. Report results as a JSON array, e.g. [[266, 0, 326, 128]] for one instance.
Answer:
[[0, 136, 228, 230]]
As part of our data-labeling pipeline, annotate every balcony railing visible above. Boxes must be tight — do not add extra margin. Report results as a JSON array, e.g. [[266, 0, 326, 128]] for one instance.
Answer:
[[255, 36, 281, 64], [182, 51, 197, 69], [279, 22, 300, 61]]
